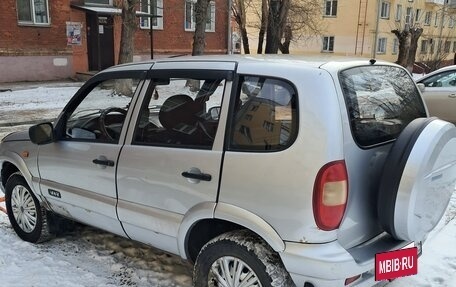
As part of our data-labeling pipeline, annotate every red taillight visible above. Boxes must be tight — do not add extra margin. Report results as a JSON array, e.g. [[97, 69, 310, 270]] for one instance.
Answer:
[[313, 160, 348, 231]]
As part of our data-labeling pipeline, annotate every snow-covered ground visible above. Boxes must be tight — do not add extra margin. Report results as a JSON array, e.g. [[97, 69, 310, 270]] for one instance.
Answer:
[[0, 84, 455, 286]]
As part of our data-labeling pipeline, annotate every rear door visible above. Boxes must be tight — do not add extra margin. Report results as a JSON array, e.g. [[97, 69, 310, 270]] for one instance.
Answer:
[[116, 62, 235, 254]]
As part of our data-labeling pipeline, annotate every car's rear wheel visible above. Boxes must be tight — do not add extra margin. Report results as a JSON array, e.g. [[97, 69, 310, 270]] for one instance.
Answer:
[[5, 173, 51, 243], [378, 118, 456, 241], [193, 230, 294, 287]]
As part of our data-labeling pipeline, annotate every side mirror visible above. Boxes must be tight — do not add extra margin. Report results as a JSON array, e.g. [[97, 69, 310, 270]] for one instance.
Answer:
[[208, 106, 221, 120], [29, 122, 54, 145], [416, 83, 426, 93]]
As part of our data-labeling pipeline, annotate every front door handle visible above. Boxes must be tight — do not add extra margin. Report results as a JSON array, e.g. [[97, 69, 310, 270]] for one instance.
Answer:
[[92, 157, 115, 167], [182, 171, 212, 182]]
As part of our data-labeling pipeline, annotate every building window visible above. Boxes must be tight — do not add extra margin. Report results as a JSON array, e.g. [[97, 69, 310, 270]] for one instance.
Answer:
[[424, 11, 432, 26], [392, 38, 398, 54], [420, 40, 428, 54], [405, 7, 413, 25], [377, 38, 387, 54], [85, 0, 112, 5], [450, 16, 455, 28], [17, 0, 49, 25], [140, 0, 163, 30], [395, 4, 402, 21], [444, 41, 451, 53], [430, 39, 435, 54], [453, 41, 456, 53], [415, 9, 421, 23], [185, 0, 215, 32], [380, 1, 390, 19], [324, 0, 338, 17], [435, 12, 439, 27], [322, 36, 335, 52]]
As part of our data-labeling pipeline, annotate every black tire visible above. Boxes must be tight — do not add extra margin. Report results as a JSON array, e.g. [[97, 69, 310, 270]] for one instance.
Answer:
[[193, 230, 295, 287], [5, 173, 51, 243]]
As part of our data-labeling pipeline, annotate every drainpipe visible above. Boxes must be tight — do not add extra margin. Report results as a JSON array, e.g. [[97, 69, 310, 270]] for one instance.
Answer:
[[227, 0, 232, 54], [372, 0, 381, 58]]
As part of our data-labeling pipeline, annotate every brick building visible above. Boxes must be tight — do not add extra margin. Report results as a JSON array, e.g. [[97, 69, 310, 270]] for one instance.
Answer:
[[0, 0, 229, 83]]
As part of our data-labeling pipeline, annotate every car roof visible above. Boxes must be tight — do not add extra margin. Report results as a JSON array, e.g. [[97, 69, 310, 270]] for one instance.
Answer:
[[102, 54, 396, 74], [417, 65, 456, 82]]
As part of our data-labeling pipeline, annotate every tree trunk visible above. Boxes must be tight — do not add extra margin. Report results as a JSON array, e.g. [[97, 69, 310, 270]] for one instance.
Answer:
[[392, 29, 409, 68], [192, 0, 210, 56], [233, 0, 250, 54], [117, 0, 138, 97], [406, 28, 423, 73], [279, 25, 292, 54], [257, 0, 268, 54], [265, 0, 290, 54], [118, 0, 137, 65]]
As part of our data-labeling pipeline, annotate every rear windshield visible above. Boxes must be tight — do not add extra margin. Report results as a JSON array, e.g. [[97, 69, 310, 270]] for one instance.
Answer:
[[339, 65, 426, 147]]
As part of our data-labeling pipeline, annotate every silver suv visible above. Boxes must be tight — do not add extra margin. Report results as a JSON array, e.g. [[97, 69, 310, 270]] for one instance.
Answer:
[[1, 56, 455, 287]]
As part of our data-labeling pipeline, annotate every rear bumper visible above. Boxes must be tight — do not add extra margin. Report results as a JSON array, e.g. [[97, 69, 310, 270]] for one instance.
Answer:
[[280, 239, 407, 287]]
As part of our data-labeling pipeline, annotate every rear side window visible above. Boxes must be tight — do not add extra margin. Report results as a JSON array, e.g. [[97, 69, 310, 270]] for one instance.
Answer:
[[229, 76, 297, 151], [340, 66, 426, 147]]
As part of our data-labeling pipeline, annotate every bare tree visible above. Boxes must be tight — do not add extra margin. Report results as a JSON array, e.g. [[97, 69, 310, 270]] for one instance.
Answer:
[[192, 0, 211, 56], [243, 0, 323, 54], [232, 0, 251, 54]]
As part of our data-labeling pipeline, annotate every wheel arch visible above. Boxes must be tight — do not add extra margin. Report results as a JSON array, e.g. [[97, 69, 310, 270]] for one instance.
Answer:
[[1, 152, 36, 196], [178, 202, 285, 262]]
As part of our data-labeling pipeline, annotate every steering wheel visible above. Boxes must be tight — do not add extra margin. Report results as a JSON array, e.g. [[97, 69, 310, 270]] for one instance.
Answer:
[[99, 107, 127, 141]]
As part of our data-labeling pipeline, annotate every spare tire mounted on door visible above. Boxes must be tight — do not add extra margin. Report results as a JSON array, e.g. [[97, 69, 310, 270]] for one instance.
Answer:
[[378, 117, 456, 242]]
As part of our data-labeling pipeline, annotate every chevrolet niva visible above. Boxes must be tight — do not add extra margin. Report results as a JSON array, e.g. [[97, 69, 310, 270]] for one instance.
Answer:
[[1, 56, 455, 287]]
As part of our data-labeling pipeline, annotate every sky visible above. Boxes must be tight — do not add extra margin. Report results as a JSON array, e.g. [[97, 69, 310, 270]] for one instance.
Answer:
[[0, 84, 455, 287]]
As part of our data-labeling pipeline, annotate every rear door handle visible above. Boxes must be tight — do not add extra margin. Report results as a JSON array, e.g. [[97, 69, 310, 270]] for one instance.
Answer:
[[182, 171, 212, 182]]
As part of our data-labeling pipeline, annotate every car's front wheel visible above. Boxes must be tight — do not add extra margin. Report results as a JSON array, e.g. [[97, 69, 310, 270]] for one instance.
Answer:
[[193, 230, 294, 287], [5, 173, 51, 243]]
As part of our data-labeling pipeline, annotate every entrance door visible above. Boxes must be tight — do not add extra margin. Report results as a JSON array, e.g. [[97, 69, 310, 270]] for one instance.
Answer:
[[87, 14, 114, 71]]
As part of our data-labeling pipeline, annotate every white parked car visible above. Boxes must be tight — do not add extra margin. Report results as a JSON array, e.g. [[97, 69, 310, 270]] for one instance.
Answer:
[[1, 56, 455, 287], [416, 65, 456, 123]]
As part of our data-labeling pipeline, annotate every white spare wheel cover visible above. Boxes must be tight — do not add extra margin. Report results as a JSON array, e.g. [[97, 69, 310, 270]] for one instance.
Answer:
[[378, 117, 456, 242]]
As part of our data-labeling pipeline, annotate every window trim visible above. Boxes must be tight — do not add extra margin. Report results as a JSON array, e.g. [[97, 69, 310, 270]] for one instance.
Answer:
[[324, 0, 338, 17], [226, 74, 299, 153], [139, 0, 164, 30], [17, 0, 51, 26], [184, 0, 216, 32], [377, 37, 387, 54], [380, 1, 390, 19], [322, 36, 335, 53]]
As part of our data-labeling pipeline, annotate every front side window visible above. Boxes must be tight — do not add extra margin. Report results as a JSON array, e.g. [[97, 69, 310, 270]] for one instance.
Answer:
[[17, 0, 49, 25], [140, 0, 164, 29], [133, 76, 226, 149], [65, 78, 139, 143], [340, 66, 426, 147], [324, 0, 337, 17], [380, 2, 390, 19], [322, 36, 334, 52], [377, 38, 387, 54], [185, 0, 215, 32], [229, 76, 297, 151], [420, 71, 456, 88]]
